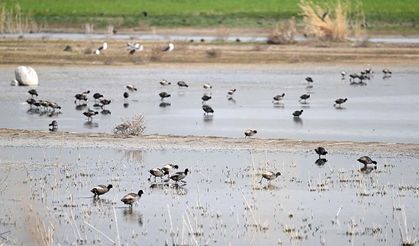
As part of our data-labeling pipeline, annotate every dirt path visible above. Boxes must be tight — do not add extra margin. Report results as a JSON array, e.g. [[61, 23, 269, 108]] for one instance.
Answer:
[[1, 128, 418, 157]]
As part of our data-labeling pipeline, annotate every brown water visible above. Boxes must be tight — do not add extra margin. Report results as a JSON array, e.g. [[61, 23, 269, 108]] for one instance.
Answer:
[[1, 65, 419, 143], [0, 146, 418, 245]]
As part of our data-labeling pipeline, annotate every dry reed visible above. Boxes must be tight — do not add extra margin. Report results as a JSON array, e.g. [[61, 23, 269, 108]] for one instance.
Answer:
[[267, 17, 297, 44], [0, 3, 36, 33], [113, 114, 146, 136]]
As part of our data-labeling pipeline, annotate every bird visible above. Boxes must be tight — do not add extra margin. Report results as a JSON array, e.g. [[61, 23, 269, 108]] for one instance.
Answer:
[[159, 92, 171, 100], [83, 110, 98, 121], [167, 169, 189, 183], [99, 99, 111, 108], [91, 184, 113, 198], [177, 81, 189, 88], [123, 92, 129, 99], [160, 79, 171, 86], [357, 156, 377, 166], [202, 105, 214, 115], [203, 83, 212, 89], [162, 164, 179, 175], [95, 42, 108, 55], [341, 71, 346, 79], [74, 90, 90, 104], [305, 77, 313, 83], [383, 68, 392, 75], [47, 101, 61, 111], [299, 94, 310, 103], [93, 93, 103, 101], [162, 42, 174, 52], [334, 98, 347, 107], [259, 171, 281, 184], [293, 110, 303, 117], [127, 42, 143, 55], [227, 89, 236, 96], [121, 190, 144, 207], [26, 98, 37, 107], [201, 94, 212, 103], [126, 85, 138, 92], [49, 120, 58, 131], [273, 93, 285, 103], [244, 129, 257, 138], [28, 89, 38, 97], [149, 168, 166, 181], [314, 147, 328, 159]]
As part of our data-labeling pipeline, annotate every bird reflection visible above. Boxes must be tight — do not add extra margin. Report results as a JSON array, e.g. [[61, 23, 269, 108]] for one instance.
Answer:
[[101, 109, 111, 115], [122, 150, 143, 162], [273, 102, 284, 108], [360, 165, 377, 174], [122, 207, 143, 226], [262, 184, 279, 190], [293, 117, 303, 125], [123, 102, 129, 108], [227, 97, 236, 103], [203, 114, 213, 122], [315, 158, 328, 166], [159, 102, 171, 108], [91, 197, 113, 206], [75, 104, 88, 111], [84, 121, 99, 128], [382, 75, 392, 80]]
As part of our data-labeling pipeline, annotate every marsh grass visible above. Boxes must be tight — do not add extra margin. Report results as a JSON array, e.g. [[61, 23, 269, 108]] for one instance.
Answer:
[[0, 3, 36, 33], [267, 17, 297, 45], [113, 114, 145, 136]]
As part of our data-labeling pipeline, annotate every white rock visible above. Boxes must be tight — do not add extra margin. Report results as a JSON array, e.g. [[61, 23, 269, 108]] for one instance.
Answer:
[[15, 66, 39, 86], [10, 79, 19, 86]]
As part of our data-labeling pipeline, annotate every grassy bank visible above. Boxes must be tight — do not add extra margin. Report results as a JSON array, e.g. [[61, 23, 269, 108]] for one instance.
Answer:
[[1, 0, 418, 30]]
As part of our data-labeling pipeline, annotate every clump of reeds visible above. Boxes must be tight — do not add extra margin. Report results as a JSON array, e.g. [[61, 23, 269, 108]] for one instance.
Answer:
[[299, 0, 348, 41], [206, 48, 221, 58], [0, 3, 36, 33], [267, 17, 297, 45], [113, 114, 145, 136]]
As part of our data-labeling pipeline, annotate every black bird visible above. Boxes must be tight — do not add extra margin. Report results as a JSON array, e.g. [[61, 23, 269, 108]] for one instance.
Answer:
[[227, 89, 236, 96], [334, 98, 347, 107], [49, 120, 58, 131], [259, 171, 281, 184], [202, 105, 214, 115], [201, 94, 212, 103], [293, 110, 303, 117], [47, 101, 61, 111], [177, 81, 189, 88], [383, 68, 392, 75], [121, 190, 144, 207], [75, 91, 90, 104], [123, 92, 129, 99], [91, 184, 113, 198], [83, 111, 98, 121], [244, 129, 257, 138], [273, 93, 285, 103], [167, 169, 189, 183], [314, 147, 328, 159], [26, 98, 37, 107], [93, 93, 103, 101], [305, 77, 313, 83], [28, 89, 38, 97], [162, 164, 179, 176], [357, 156, 377, 166], [299, 94, 310, 103], [159, 92, 171, 100], [160, 79, 171, 86]]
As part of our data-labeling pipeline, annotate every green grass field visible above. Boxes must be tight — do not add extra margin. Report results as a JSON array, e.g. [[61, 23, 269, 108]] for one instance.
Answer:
[[2, 0, 419, 29]]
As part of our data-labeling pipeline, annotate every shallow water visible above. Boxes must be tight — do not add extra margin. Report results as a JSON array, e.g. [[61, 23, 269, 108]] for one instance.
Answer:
[[1, 65, 419, 143], [0, 146, 418, 245]]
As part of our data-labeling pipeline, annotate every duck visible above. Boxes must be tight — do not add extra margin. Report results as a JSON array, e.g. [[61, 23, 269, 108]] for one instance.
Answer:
[[357, 156, 377, 166], [159, 92, 171, 100], [259, 171, 281, 184], [272, 93, 285, 103], [91, 184, 113, 198], [160, 79, 171, 86], [26, 98, 37, 107], [292, 110, 303, 117], [177, 81, 189, 88], [123, 92, 129, 99], [382, 68, 392, 75], [83, 110, 98, 121], [162, 164, 179, 175], [49, 120, 58, 131], [341, 71, 346, 79], [127, 42, 143, 55], [99, 99, 111, 108], [334, 98, 347, 107], [244, 129, 257, 138], [126, 85, 138, 92], [201, 94, 212, 103], [299, 94, 310, 103], [305, 77, 313, 83], [203, 83, 212, 89], [202, 105, 214, 115], [149, 168, 166, 181], [167, 169, 189, 183], [314, 147, 328, 159], [28, 89, 38, 97], [227, 89, 236, 96], [93, 93, 103, 101], [121, 190, 144, 207]]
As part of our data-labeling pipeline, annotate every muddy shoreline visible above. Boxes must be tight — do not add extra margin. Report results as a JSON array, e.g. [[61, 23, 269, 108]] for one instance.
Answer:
[[1, 128, 418, 157]]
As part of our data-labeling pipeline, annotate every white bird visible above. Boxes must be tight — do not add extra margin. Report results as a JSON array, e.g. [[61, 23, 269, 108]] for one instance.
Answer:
[[95, 42, 108, 55], [127, 42, 143, 55], [162, 43, 174, 52]]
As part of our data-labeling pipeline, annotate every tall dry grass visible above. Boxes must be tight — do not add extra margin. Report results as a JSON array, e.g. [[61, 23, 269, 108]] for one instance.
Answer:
[[267, 17, 297, 44], [0, 3, 36, 33], [299, 0, 349, 41]]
